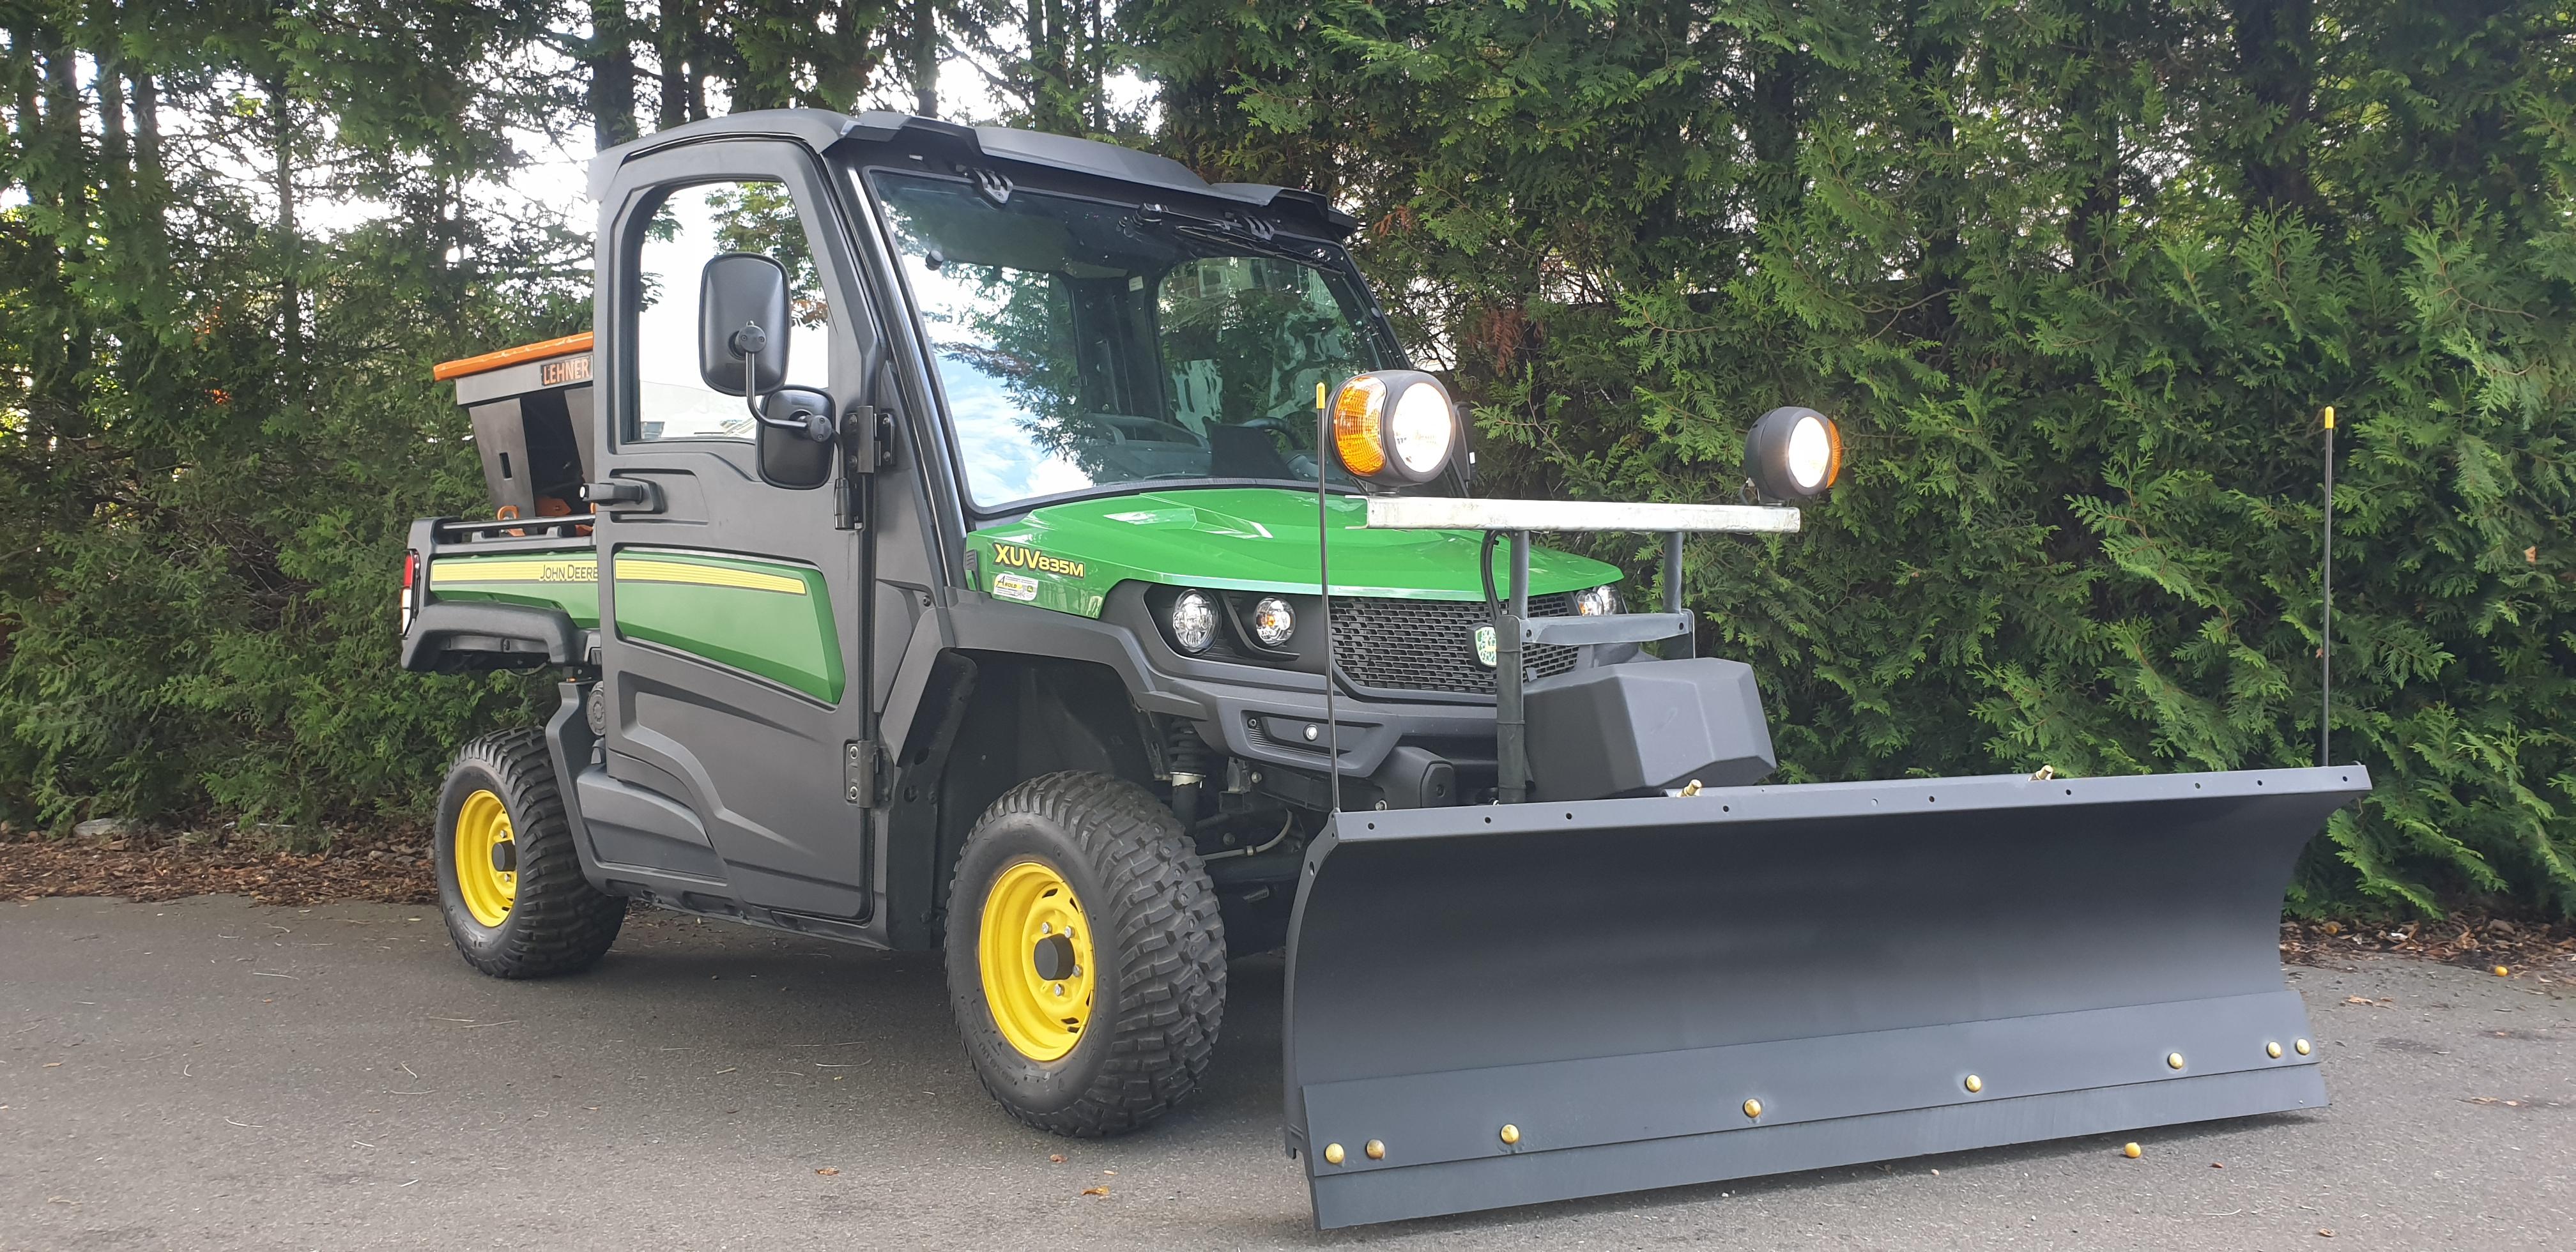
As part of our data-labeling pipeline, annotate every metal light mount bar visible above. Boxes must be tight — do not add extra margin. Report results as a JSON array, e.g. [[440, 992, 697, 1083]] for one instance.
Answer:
[[1367, 498, 1802, 802], [1365, 498, 1801, 534]]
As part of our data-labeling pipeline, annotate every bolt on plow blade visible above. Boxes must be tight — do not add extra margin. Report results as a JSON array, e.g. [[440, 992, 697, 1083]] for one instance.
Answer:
[[1282, 765, 2370, 1228]]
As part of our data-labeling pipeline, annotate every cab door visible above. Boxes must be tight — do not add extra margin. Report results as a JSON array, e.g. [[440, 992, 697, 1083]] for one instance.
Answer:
[[589, 140, 874, 918]]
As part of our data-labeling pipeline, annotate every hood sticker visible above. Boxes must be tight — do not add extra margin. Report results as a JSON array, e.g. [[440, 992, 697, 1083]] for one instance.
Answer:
[[992, 572, 1040, 602]]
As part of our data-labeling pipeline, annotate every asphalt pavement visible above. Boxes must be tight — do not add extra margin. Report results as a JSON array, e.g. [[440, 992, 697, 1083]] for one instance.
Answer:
[[4, 895, 2570, 1250]]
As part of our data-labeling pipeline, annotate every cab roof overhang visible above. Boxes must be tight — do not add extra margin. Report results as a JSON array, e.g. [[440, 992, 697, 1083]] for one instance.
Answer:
[[587, 109, 1360, 240]]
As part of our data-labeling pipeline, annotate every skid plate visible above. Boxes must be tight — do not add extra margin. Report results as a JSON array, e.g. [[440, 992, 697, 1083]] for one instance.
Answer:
[[1281, 765, 2370, 1227]]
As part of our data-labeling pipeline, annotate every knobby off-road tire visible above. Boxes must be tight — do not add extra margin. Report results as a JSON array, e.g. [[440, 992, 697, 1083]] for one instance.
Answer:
[[945, 771, 1226, 1136], [433, 728, 625, 978]]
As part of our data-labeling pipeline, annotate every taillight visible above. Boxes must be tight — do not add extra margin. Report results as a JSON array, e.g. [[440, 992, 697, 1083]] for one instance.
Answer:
[[399, 552, 419, 634]]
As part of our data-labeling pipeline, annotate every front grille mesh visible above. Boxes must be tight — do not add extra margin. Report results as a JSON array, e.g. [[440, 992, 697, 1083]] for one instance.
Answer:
[[1330, 593, 1579, 695]]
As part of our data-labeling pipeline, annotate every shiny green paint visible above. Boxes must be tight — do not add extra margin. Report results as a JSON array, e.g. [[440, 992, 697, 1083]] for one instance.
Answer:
[[423, 547, 843, 702], [427, 550, 601, 627], [610, 549, 845, 703], [966, 487, 1622, 620]]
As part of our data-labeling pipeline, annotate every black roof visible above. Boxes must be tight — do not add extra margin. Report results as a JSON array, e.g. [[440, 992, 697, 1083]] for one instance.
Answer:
[[588, 109, 1356, 238]]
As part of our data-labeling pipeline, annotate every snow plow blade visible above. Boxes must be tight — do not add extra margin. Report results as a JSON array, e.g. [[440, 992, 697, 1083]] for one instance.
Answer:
[[1282, 765, 2370, 1228]]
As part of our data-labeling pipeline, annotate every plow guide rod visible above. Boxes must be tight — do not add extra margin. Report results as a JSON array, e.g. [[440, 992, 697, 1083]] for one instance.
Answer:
[[1281, 765, 2370, 1228]]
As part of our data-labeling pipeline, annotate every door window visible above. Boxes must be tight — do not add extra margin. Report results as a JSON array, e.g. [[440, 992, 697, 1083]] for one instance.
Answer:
[[630, 179, 832, 442]]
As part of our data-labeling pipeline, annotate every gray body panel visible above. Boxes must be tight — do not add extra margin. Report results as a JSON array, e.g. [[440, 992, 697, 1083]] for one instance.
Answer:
[[589, 138, 879, 920], [1282, 765, 2369, 1227]]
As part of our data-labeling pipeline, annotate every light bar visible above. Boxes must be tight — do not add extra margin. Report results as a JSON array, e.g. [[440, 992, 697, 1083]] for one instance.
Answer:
[[1363, 498, 1802, 534]]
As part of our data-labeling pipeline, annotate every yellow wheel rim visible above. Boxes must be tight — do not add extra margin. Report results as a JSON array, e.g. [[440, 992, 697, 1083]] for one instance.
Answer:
[[453, 788, 518, 928], [977, 859, 1096, 1062]]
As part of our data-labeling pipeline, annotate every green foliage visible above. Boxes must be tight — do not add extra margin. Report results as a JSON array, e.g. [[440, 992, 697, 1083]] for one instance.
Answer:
[[1, 4, 586, 839], [1142, 0, 2576, 915]]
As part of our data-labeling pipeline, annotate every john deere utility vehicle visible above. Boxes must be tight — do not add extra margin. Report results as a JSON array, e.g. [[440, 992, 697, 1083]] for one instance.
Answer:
[[402, 111, 2368, 1227]]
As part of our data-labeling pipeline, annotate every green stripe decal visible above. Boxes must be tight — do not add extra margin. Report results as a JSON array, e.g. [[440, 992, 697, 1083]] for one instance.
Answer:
[[609, 549, 843, 703]]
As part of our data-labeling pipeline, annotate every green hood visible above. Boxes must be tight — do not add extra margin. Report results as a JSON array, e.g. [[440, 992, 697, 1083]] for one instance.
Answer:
[[967, 487, 1621, 618]]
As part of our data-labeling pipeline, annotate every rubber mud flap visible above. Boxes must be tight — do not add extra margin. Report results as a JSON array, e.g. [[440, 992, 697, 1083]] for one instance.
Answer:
[[1280, 765, 2371, 1228]]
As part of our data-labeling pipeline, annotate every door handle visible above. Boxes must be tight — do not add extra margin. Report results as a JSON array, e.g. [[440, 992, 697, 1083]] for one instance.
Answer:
[[580, 480, 661, 513]]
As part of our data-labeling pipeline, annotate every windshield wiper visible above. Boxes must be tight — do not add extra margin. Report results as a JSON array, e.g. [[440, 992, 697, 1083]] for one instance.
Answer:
[[1138, 204, 1338, 270]]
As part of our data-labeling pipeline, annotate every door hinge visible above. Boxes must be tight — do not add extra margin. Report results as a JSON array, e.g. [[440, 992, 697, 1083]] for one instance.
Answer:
[[870, 409, 896, 471], [844, 740, 881, 805], [838, 406, 891, 474]]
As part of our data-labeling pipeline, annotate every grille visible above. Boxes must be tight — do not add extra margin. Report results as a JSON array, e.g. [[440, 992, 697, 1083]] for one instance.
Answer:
[[1330, 593, 1579, 696]]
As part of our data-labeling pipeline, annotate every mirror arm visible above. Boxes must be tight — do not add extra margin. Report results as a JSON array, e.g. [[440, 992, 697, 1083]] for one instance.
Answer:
[[736, 324, 766, 425], [731, 318, 832, 445], [756, 402, 836, 443]]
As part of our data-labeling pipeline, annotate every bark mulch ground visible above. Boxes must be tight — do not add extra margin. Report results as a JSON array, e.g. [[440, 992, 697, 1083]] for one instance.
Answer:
[[2280, 915, 2575, 978], [1, 827, 436, 908]]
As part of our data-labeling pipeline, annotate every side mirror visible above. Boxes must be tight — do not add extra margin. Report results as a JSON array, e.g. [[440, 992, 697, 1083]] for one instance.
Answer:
[[699, 252, 790, 395], [758, 387, 836, 489]]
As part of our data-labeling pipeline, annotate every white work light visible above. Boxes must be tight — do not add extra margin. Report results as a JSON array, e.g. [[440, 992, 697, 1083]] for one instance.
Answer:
[[1744, 406, 1843, 501], [1330, 370, 1459, 485]]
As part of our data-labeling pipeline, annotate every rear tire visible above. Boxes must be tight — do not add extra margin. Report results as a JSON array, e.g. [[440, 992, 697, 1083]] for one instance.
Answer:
[[433, 728, 625, 978], [945, 771, 1225, 1136]]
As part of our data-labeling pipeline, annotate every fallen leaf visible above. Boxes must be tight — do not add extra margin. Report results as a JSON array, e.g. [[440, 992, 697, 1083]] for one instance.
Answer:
[[815, 1168, 839, 1177], [2318, 1229, 2334, 1238], [1081, 1186, 1110, 1197], [1049, 1154, 1065, 1163]]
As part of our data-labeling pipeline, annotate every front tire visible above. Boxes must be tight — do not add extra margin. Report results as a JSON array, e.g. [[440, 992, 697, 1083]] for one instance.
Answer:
[[433, 728, 625, 978], [945, 772, 1225, 1136]]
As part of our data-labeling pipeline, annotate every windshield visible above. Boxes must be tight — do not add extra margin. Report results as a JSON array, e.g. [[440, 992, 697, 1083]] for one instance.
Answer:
[[866, 170, 1413, 510]]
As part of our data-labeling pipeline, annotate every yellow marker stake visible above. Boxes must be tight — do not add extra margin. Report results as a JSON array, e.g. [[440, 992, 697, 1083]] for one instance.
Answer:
[[1314, 376, 1342, 814], [2319, 404, 2338, 766]]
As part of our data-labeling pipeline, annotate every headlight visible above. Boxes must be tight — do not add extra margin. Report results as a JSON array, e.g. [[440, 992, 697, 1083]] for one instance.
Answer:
[[1250, 596, 1296, 647], [1330, 369, 1457, 485], [1744, 405, 1843, 501], [1169, 590, 1218, 653], [1575, 584, 1621, 617]]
